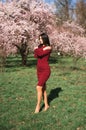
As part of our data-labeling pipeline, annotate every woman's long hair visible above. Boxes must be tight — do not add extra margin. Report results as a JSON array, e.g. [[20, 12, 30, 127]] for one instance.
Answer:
[[39, 33, 50, 46]]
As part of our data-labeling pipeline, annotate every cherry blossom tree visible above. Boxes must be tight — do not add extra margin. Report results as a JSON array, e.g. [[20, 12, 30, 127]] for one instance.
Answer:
[[0, 0, 86, 67], [52, 21, 86, 60], [0, 0, 56, 65]]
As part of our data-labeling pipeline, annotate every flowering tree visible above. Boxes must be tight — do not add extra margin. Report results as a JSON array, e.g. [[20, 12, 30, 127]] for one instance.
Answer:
[[0, 0, 86, 67], [0, 0, 56, 65], [52, 21, 86, 59]]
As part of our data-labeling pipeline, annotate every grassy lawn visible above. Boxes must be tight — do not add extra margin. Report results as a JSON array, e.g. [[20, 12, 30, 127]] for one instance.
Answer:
[[0, 53, 86, 130]]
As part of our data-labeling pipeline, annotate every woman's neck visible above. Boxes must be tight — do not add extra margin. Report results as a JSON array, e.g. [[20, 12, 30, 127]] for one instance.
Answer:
[[38, 44, 43, 48]]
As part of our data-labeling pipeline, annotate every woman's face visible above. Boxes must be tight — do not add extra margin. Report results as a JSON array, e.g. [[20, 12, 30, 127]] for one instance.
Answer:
[[39, 36, 43, 44]]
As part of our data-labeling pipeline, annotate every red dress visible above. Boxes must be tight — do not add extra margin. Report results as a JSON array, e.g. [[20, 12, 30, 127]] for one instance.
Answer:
[[34, 46, 51, 87]]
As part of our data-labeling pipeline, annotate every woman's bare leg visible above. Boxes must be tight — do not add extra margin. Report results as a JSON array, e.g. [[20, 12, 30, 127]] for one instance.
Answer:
[[35, 86, 42, 113], [42, 84, 49, 111]]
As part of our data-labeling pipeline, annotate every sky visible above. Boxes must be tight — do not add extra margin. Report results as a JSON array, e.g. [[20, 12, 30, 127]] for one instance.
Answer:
[[1, 0, 77, 4], [45, 0, 76, 4], [1, 0, 77, 5]]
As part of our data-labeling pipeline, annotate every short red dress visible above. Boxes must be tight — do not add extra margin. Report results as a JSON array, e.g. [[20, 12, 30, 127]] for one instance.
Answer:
[[34, 46, 51, 87]]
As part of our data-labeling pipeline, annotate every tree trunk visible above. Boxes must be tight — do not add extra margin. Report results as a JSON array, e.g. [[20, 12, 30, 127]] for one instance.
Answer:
[[21, 54, 27, 66], [13, 38, 29, 66]]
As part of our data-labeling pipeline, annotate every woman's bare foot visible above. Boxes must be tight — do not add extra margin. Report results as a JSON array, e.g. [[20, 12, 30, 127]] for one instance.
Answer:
[[34, 105, 40, 113], [44, 105, 49, 111]]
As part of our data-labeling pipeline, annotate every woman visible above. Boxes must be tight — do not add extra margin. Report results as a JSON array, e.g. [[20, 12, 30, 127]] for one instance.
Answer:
[[34, 33, 52, 113]]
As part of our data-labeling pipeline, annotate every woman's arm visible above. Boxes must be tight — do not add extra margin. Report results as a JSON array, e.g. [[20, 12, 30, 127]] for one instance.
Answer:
[[34, 47, 38, 58], [34, 47, 51, 57]]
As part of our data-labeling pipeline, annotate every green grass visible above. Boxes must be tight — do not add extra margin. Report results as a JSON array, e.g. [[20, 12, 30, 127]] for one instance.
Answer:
[[0, 54, 86, 130]]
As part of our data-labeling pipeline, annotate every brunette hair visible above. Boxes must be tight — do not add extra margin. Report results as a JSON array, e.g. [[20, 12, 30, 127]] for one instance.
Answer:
[[39, 33, 50, 46]]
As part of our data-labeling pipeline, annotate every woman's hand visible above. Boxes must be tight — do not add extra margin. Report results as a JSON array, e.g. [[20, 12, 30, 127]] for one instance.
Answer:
[[34, 47, 38, 50], [43, 46, 51, 51]]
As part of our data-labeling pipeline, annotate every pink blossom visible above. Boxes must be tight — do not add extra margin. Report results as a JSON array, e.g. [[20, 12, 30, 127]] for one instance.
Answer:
[[0, 0, 86, 58]]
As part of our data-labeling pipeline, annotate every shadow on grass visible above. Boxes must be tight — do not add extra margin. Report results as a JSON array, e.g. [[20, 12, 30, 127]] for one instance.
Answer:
[[5, 55, 37, 72], [5, 54, 58, 72], [40, 87, 62, 111], [48, 87, 62, 105]]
